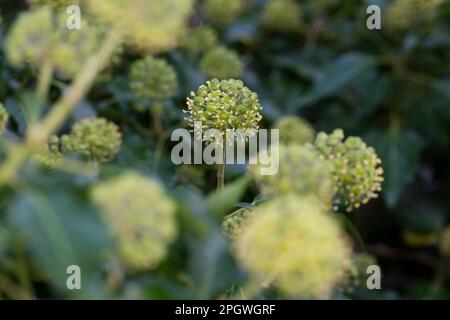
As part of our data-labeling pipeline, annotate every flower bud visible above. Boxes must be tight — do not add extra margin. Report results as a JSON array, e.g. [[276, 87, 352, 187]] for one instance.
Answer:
[[262, 0, 302, 33], [130, 56, 178, 100], [62, 117, 122, 162], [182, 26, 218, 56], [203, 0, 245, 25], [273, 116, 315, 145], [199, 46, 243, 80]]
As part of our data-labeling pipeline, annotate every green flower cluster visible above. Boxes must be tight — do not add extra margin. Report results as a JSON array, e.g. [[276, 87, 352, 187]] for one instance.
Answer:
[[184, 79, 262, 137], [86, 0, 193, 53], [262, 0, 302, 33], [203, 0, 245, 25], [91, 171, 177, 270], [182, 26, 218, 56], [439, 226, 450, 257], [5, 7, 53, 70], [5, 6, 101, 79], [0, 103, 9, 134], [250, 144, 334, 204], [313, 129, 384, 212], [199, 46, 243, 80], [129, 56, 178, 100], [35, 135, 63, 167], [234, 195, 351, 298], [273, 115, 315, 145], [222, 207, 256, 239], [61, 118, 122, 162], [385, 0, 443, 31]]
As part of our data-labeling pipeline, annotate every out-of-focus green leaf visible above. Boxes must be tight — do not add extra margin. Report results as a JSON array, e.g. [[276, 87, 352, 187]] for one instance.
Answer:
[[206, 175, 251, 217]]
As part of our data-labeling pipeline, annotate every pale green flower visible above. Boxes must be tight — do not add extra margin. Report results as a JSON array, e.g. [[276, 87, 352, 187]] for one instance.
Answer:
[[85, 0, 193, 53], [314, 129, 384, 212], [61, 117, 122, 162], [234, 195, 351, 298], [199, 46, 243, 80], [129, 56, 178, 100], [91, 171, 177, 270], [273, 116, 315, 145]]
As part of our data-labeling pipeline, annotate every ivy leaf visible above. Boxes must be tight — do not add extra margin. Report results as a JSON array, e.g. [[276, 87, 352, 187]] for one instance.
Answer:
[[366, 128, 424, 208], [206, 175, 251, 217], [335, 213, 365, 250]]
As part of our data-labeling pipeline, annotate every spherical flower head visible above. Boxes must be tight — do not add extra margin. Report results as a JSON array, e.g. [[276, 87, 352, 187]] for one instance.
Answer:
[[314, 129, 384, 212], [5, 7, 54, 68], [234, 195, 352, 298], [203, 0, 245, 25], [222, 207, 256, 239], [199, 46, 243, 80], [0, 103, 9, 134], [91, 171, 177, 270], [5, 6, 104, 79], [273, 116, 315, 145], [262, 0, 302, 33], [86, 0, 193, 53], [250, 145, 334, 204], [129, 56, 178, 100], [182, 26, 218, 56], [439, 226, 450, 257], [34, 135, 63, 167], [385, 0, 443, 31], [51, 15, 102, 79], [184, 79, 262, 138], [61, 117, 122, 162]]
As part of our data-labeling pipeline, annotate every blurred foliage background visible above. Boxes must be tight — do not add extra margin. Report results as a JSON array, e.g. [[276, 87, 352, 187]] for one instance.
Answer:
[[0, 0, 449, 299]]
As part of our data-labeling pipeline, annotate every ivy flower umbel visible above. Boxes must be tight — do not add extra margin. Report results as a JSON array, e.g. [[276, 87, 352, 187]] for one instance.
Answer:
[[184, 79, 262, 138], [222, 206, 256, 239], [203, 0, 245, 25], [35, 135, 62, 167], [273, 116, 315, 145], [250, 145, 334, 204], [385, 0, 443, 31], [199, 46, 243, 80], [5, 7, 54, 69], [5, 6, 102, 79], [182, 26, 218, 56], [262, 0, 302, 33], [234, 195, 351, 298], [314, 129, 384, 212], [86, 0, 193, 53], [91, 171, 177, 270], [130, 56, 178, 100], [61, 117, 122, 162], [0, 103, 9, 134]]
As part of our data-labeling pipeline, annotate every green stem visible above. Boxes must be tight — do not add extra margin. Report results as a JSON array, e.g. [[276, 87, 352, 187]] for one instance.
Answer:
[[37, 59, 53, 104], [217, 144, 225, 190], [34, 28, 124, 143]]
